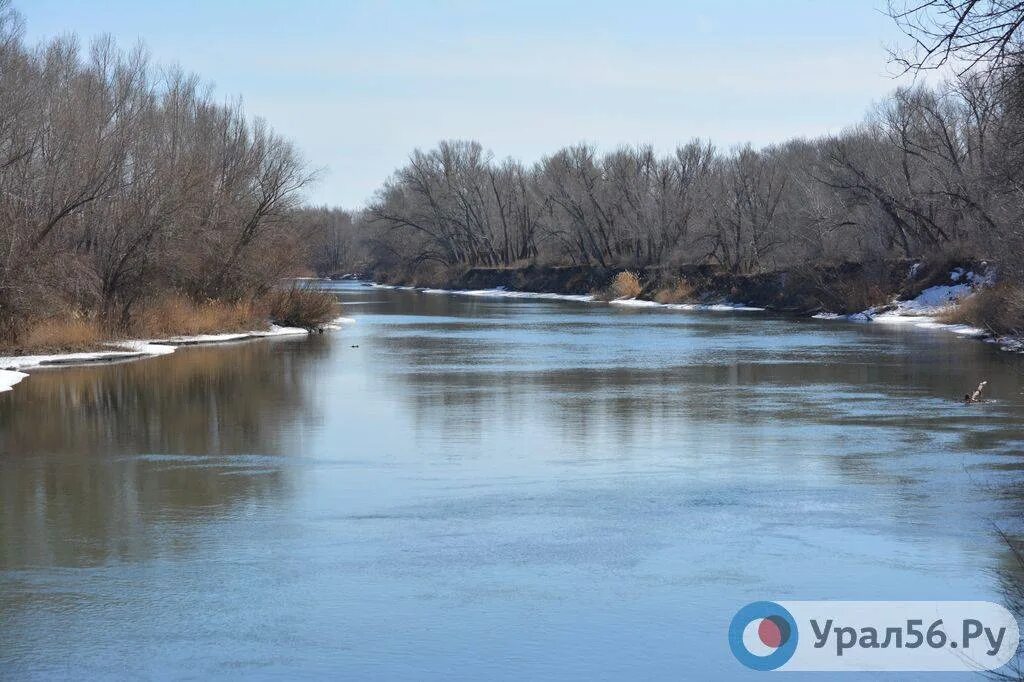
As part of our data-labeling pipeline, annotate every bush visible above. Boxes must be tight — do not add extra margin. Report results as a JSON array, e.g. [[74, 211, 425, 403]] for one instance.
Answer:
[[610, 270, 643, 299], [129, 295, 267, 338], [0, 287, 343, 354], [11, 316, 107, 354], [939, 283, 1024, 335], [654, 278, 695, 304], [265, 285, 340, 329]]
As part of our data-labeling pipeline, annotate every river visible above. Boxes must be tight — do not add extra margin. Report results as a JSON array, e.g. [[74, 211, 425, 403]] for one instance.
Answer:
[[2, 281, 1023, 679]]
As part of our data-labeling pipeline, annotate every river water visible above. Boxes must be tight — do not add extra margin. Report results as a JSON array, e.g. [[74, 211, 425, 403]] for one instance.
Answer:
[[2, 281, 1024, 679]]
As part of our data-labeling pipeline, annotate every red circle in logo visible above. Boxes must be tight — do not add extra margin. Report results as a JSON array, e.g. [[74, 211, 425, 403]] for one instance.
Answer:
[[758, 618, 783, 648]]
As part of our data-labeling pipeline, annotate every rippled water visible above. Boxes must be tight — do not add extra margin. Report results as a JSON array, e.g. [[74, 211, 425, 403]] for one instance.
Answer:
[[2, 282, 1024, 679]]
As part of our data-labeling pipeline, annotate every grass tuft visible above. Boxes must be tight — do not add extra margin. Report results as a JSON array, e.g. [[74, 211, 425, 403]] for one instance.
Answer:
[[265, 285, 340, 329], [937, 283, 1024, 335], [654, 278, 695, 304], [129, 295, 268, 338], [609, 271, 643, 299], [14, 316, 107, 354]]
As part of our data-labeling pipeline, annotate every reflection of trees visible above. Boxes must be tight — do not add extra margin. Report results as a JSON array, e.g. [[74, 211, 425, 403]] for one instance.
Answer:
[[0, 455, 287, 568], [377, 305, 1024, 561], [0, 337, 325, 568], [1, 339, 325, 455], [385, 340, 1023, 460]]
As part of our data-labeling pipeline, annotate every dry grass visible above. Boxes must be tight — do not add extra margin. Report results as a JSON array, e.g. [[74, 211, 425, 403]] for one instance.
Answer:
[[0, 288, 342, 355], [265, 285, 340, 329], [12, 316, 107, 354], [610, 270, 643, 299], [654, 278, 695, 304], [130, 295, 267, 338], [938, 283, 1024, 335]]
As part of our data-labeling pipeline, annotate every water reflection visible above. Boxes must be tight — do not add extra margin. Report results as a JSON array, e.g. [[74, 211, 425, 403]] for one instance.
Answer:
[[0, 338, 326, 569], [0, 337, 328, 456], [366, 294, 1024, 466]]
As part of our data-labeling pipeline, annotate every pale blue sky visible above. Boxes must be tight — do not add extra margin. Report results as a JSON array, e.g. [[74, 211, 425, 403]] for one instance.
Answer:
[[22, 1, 919, 207]]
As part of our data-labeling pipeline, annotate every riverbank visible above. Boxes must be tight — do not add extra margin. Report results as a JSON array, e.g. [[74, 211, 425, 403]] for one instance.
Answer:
[[0, 317, 356, 394], [369, 260, 975, 311], [364, 260, 1024, 353]]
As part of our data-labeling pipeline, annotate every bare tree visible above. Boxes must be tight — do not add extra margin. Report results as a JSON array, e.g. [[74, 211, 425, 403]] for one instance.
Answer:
[[888, 0, 1024, 74], [0, 3, 316, 345]]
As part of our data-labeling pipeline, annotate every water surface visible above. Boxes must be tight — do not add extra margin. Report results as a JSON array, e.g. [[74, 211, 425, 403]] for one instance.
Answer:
[[2, 282, 1024, 679]]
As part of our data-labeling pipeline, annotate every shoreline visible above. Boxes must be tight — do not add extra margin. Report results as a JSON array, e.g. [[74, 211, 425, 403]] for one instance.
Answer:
[[0, 317, 356, 394], [364, 268, 1024, 354]]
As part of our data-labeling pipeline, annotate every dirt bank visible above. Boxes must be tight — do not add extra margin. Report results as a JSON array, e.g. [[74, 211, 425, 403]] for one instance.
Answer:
[[370, 259, 989, 316]]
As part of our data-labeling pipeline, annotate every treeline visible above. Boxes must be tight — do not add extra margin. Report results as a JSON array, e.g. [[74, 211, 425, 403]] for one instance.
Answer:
[[0, 2, 315, 347], [320, 68, 1024, 286]]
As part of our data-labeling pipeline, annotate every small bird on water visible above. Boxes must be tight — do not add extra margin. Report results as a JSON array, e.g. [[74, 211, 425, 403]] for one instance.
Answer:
[[964, 381, 988, 404]]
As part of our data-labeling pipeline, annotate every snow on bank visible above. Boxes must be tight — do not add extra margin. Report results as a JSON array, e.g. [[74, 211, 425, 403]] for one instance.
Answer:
[[0, 318, 357, 395], [133, 324, 310, 347], [324, 316, 357, 330], [610, 298, 764, 312], [0, 369, 28, 392], [608, 298, 662, 308], [814, 268, 1010, 346], [372, 283, 595, 302], [0, 348, 155, 371], [371, 283, 766, 309]]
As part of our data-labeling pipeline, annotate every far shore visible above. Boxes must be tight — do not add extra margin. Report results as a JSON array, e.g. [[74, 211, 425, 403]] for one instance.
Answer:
[[356, 260, 1024, 355]]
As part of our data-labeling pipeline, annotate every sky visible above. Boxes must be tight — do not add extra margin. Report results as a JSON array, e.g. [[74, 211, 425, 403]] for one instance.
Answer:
[[21, 1, 924, 208]]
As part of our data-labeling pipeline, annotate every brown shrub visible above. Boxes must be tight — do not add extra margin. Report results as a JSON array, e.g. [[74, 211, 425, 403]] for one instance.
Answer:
[[610, 270, 643, 299], [654, 278, 695, 304], [265, 285, 340, 329], [0, 288, 340, 355], [13, 316, 107, 354], [938, 283, 1024, 335], [130, 295, 267, 338]]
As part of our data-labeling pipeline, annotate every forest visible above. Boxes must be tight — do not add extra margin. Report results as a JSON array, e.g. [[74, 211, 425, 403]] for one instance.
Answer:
[[4, 0, 1024, 352], [0, 0, 331, 352], [355, 77, 1021, 276]]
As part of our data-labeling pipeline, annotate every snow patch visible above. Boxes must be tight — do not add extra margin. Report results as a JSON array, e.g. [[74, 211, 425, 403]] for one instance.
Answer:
[[889, 282, 973, 315], [463, 289, 595, 302], [391, 286, 595, 302], [0, 349, 149, 371], [118, 341, 176, 355], [609, 298, 663, 308], [324, 316, 357, 330], [0, 369, 28, 393], [371, 282, 766, 309], [814, 268, 994, 344], [0, 319, 356, 394]]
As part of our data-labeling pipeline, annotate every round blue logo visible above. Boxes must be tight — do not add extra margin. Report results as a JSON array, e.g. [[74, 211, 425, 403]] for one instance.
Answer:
[[729, 601, 799, 671]]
